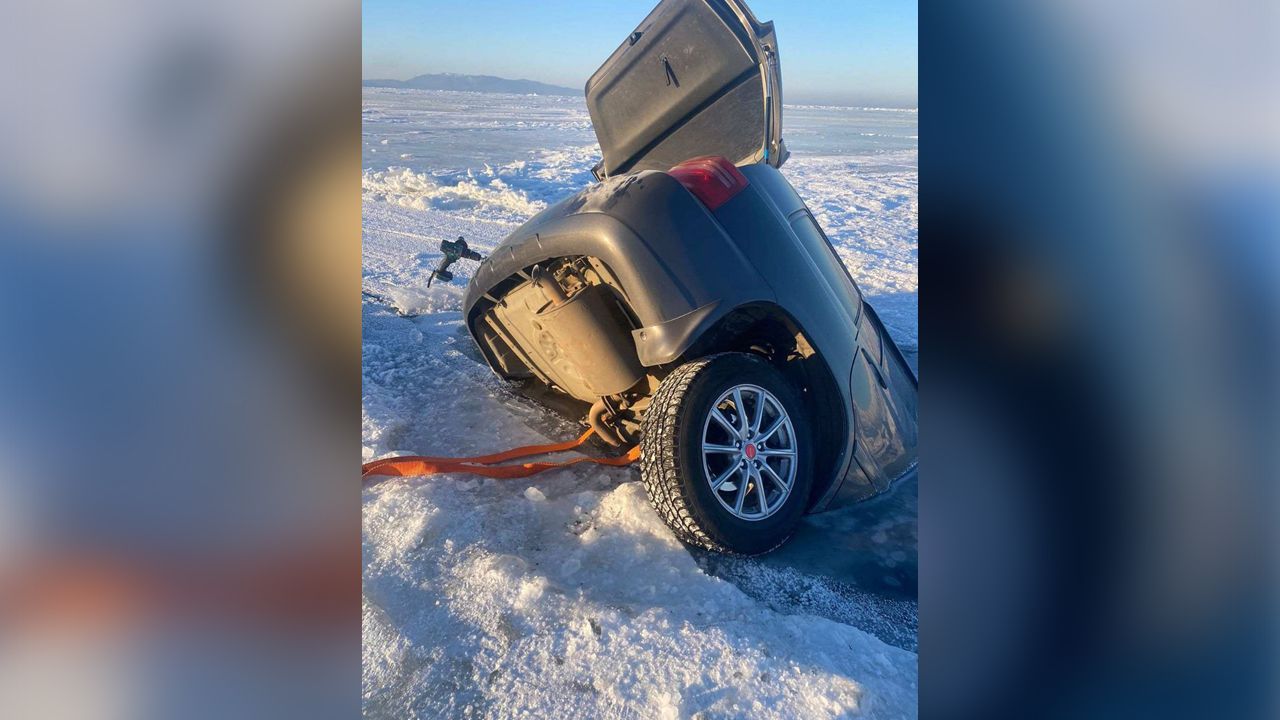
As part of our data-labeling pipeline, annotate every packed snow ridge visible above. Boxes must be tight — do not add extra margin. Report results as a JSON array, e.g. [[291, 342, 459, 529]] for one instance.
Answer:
[[363, 454, 917, 718]]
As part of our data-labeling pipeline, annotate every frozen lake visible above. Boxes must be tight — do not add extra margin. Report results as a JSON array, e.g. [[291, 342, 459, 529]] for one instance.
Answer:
[[362, 87, 918, 719]]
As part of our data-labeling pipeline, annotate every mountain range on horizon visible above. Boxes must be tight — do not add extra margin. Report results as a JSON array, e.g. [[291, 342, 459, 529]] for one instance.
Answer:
[[362, 72, 918, 109], [362, 73, 578, 96]]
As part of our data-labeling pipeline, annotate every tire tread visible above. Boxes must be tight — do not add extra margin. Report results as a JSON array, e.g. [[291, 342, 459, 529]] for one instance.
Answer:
[[639, 353, 795, 555]]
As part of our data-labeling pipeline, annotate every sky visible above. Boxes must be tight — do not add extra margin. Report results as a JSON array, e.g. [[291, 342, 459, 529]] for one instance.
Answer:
[[363, 0, 917, 107]]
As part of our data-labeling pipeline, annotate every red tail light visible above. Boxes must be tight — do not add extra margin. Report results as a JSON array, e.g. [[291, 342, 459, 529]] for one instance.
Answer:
[[667, 156, 749, 210]]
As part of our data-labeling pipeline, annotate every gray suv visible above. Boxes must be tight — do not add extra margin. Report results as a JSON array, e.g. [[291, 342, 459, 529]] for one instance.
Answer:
[[464, 0, 917, 554]]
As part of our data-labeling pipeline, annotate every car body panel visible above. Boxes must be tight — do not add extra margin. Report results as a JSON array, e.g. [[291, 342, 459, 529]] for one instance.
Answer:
[[463, 164, 917, 510], [586, 0, 786, 178], [721, 164, 918, 506], [465, 172, 775, 366]]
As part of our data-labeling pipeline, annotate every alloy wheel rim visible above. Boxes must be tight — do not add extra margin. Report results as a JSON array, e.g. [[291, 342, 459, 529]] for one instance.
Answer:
[[700, 383, 797, 521]]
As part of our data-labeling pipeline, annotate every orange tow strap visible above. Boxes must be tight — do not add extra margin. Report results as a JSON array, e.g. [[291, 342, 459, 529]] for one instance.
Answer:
[[361, 427, 641, 481]]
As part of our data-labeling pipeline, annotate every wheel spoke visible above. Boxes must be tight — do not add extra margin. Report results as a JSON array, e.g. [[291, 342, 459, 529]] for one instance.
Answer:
[[710, 407, 737, 436], [703, 443, 738, 454], [758, 448, 795, 458], [756, 468, 769, 514], [760, 461, 790, 490], [734, 467, 749, 513], [732, 388, 748, 434], [757, 416, 786, 444], [710, 463, 739, 491]]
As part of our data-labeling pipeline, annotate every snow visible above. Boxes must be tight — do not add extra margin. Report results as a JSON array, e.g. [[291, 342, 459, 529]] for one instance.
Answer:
[[362, 88, 918, 718], [362, 166, 547, 222], [364, 479, 915, 719]]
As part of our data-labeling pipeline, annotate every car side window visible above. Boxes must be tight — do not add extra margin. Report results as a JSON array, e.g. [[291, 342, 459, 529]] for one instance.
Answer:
[[787, 209, 864, 311]]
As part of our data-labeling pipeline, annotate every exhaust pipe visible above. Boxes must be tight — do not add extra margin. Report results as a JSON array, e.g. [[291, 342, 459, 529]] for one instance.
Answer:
[[588, 399, 623, 447]]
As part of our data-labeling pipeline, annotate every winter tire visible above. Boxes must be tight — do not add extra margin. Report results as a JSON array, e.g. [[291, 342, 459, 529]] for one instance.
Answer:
[[639, 352, 813, 555]]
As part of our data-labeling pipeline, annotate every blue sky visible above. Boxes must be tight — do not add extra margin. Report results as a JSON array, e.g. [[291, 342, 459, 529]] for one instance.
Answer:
[[363, 0, 917, 107]]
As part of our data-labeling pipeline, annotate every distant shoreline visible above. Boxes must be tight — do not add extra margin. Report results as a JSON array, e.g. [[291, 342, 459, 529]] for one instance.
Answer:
[[361, 84, 916, 113], [362, 73, 577, 96]]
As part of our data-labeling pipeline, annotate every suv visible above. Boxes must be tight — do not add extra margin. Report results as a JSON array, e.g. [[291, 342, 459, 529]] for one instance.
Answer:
[[464, 0, 917, 554]]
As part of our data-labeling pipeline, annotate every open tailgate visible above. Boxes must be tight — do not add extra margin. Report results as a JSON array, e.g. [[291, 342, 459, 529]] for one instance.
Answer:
[[585, 0, 786, 179]]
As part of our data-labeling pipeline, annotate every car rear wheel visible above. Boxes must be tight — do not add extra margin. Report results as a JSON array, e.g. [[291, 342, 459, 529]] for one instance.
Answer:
[[639, 352, 812, 555]]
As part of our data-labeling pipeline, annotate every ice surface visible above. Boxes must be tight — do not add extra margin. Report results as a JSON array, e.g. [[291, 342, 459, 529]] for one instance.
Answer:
[[362, 88, 918, 718]]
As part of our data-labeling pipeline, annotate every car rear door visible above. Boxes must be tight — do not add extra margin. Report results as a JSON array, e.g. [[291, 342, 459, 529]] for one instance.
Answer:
[[585, 0, 787, 178], [850, 304, 918, 489]]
